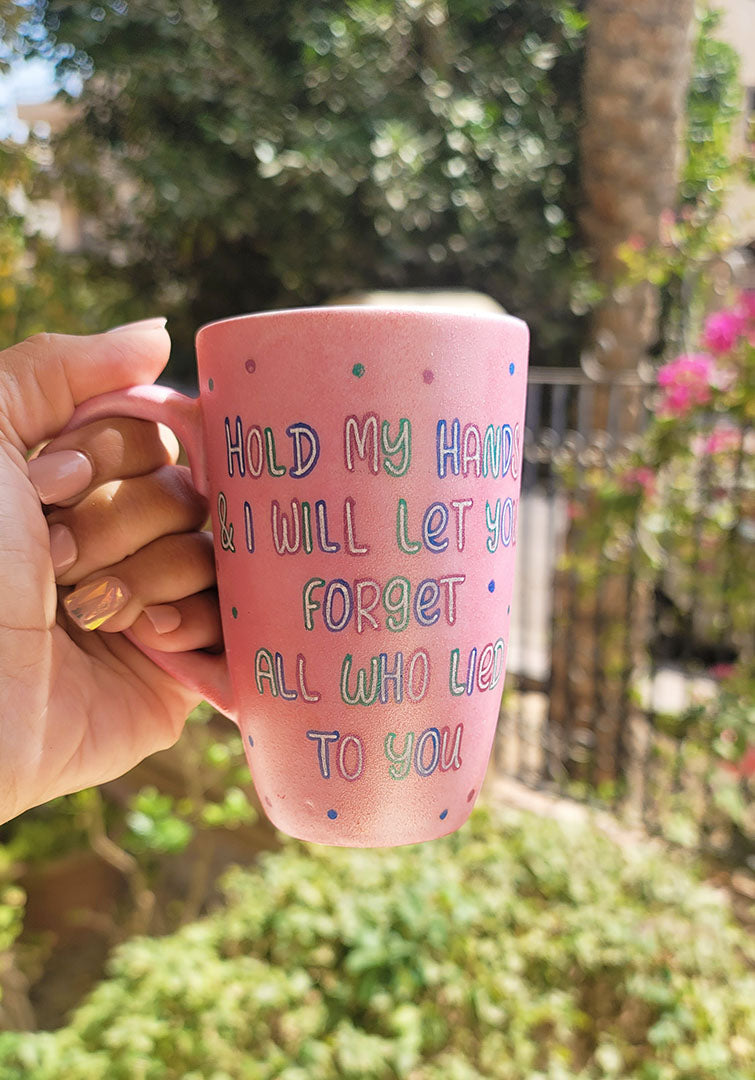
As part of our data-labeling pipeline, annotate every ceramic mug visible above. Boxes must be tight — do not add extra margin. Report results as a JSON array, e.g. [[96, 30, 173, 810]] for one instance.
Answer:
[[66, 307, 529, 846]]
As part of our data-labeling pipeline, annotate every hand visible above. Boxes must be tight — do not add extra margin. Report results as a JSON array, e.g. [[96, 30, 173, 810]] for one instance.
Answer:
[[0, 322, 222, 824]]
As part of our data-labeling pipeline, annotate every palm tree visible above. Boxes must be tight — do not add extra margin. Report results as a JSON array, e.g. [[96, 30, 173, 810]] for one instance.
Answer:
[[579, 0, 696, 377], [547, 0, 697, 792]]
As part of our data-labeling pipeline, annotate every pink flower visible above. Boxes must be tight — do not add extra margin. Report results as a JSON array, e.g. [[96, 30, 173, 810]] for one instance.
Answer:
[[702, 309, 746, 355], [703, 425, 742, 456], [627, 234, 646, 252], [723, 745, 755, 780], [620, 466, 656, 497], [710, 662, 736, 681], [738, 290, 755, 321], [657, 353, 715, 417]]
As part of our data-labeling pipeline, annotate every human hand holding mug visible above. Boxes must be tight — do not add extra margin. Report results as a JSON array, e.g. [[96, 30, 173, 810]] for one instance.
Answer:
[[0, 322, 219, 827], [64, 307, 529, 846]]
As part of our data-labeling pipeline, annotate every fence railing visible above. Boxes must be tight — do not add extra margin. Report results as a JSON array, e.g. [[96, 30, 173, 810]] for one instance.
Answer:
[[499, 367, 753, 867]]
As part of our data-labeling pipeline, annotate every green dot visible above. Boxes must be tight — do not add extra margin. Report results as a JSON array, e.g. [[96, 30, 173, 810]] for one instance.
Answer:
[[352, 363, 365, 378], [208, 378, 215, 391], [231, 606, 238, 619]]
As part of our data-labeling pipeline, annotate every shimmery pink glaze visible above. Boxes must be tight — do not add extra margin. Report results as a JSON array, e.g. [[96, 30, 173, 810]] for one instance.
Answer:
[[67, 307, 529, 847]]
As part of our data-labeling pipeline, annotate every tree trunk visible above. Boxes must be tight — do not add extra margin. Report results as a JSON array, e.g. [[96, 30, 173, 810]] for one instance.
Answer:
[[547, 1, 696, 796], [580, 0, 696, 379]]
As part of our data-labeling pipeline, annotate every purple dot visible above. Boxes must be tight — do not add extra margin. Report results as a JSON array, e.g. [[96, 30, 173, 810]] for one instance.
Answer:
[[248, 735, 254, 747], [439, 808, 448, 820], [423, 369, 434, 384], [488, 580, 495, 593], [265, 796, 272, 808], [327, 809, 338, 820], [467, 788, 476, 802], [509, 362, 515, 375], [245, 358, 256, 373]]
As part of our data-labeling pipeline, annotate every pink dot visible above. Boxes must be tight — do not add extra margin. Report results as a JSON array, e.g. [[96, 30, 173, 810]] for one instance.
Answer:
[[245, 358, 257, 373], [423, 369, 434, 384], [265, 796, 272, 807], [467, 788, 476, 802]]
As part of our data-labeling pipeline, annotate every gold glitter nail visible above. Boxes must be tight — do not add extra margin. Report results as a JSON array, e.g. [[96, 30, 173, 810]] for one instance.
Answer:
[[64, 577, 130, 631]]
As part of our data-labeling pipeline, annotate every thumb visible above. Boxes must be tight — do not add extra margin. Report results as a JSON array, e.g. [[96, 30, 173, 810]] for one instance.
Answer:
[[0, 319, 171, 452]]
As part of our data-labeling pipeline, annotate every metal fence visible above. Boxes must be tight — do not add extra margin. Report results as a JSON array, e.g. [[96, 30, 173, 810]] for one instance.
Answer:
[[498, 367, 753, 866]]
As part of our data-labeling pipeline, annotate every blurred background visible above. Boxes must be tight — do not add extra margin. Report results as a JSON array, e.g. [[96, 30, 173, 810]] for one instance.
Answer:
[[0, 2, 754, 1078]]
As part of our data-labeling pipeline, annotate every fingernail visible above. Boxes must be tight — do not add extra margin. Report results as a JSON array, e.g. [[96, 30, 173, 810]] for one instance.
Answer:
[[28, 451, 93, 504], [107, 317, 167, 334], [64, 577, 130, 631], [143, 604, 182, 635], [49, 524, 78, 576]]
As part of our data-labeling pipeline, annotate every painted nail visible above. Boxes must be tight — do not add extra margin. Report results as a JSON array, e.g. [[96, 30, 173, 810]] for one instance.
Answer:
[[143, 604, 182, 635], [28, 450, 93, 504], [107, 317, 167, 334], [64, 577, 130, 631], [49, 523, 78, 576]]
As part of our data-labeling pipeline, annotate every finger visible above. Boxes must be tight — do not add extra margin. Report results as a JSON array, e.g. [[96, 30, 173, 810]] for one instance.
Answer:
[[131, 589, 223, 652], [46, 466, 209, 584], [0, 320, 170, 453], [28, 417, 181, 507], [61, 531, 216, 634]]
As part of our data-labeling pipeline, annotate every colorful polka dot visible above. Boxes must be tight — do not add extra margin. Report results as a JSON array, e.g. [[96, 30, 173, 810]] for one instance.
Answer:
[[423, 368, 434, 384], [327, 809, 338, 820], [352, 363, 365, 378], [439, 809, 448, 820], [507, 605, 511, 614], [248, 735, 254, 747], [245, 358, 256, 373], [208, 377, 215, 391], [488, 580, 495, 593], [232, 606, 238, 619], [467, 788, 476, 802], [509, 362, 515, 375]]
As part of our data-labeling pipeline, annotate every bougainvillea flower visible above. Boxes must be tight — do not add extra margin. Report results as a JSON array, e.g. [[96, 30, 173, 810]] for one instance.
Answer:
[[702, 426, 742, 456], [722, 745, 755, 779], [702, 309, 746, 355], [737, 290, 755, 321], [657, 353, 715, 416], [620, 466, 656, 497]]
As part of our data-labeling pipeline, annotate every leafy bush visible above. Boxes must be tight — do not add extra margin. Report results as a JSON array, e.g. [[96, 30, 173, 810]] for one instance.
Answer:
[[0, 807, 753, 1079]]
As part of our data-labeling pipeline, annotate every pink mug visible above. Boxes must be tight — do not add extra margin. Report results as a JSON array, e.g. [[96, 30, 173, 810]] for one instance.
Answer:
[[66, 307, 529, 846]]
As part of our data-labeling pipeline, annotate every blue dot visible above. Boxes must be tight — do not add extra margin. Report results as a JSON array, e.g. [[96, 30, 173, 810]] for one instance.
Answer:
[[248, 735, 254, 747], [509, 362, 515, 375], [439, 809, 448, 820], [208, 377, 215, 391], [488, 580, 495, 593], [327, 809, 338, 820], [507, 605, 511, 614]]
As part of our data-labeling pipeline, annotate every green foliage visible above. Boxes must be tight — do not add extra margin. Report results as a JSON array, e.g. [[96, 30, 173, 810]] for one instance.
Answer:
[[0, 807, 753, 1078], [17, 0, 589, 371], [0, 851, 24, 957], [0, 138, 133, 346], [6, 2, 745, 370], [682, 7, 743, 210]]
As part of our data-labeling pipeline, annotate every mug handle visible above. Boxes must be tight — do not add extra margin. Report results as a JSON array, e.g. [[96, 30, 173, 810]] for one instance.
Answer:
[[61, 385, 236, 720]]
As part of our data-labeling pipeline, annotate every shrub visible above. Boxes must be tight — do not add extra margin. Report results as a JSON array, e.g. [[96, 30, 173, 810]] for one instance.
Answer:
[[0, 807, 753, 1079]]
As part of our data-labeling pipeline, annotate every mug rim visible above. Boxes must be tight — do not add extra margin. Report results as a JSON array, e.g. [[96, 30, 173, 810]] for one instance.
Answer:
[[195, 304, 527, 344]]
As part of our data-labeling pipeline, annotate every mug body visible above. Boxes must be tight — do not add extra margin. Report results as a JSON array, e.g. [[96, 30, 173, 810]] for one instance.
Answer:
[[195, 306, 528, 846]]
